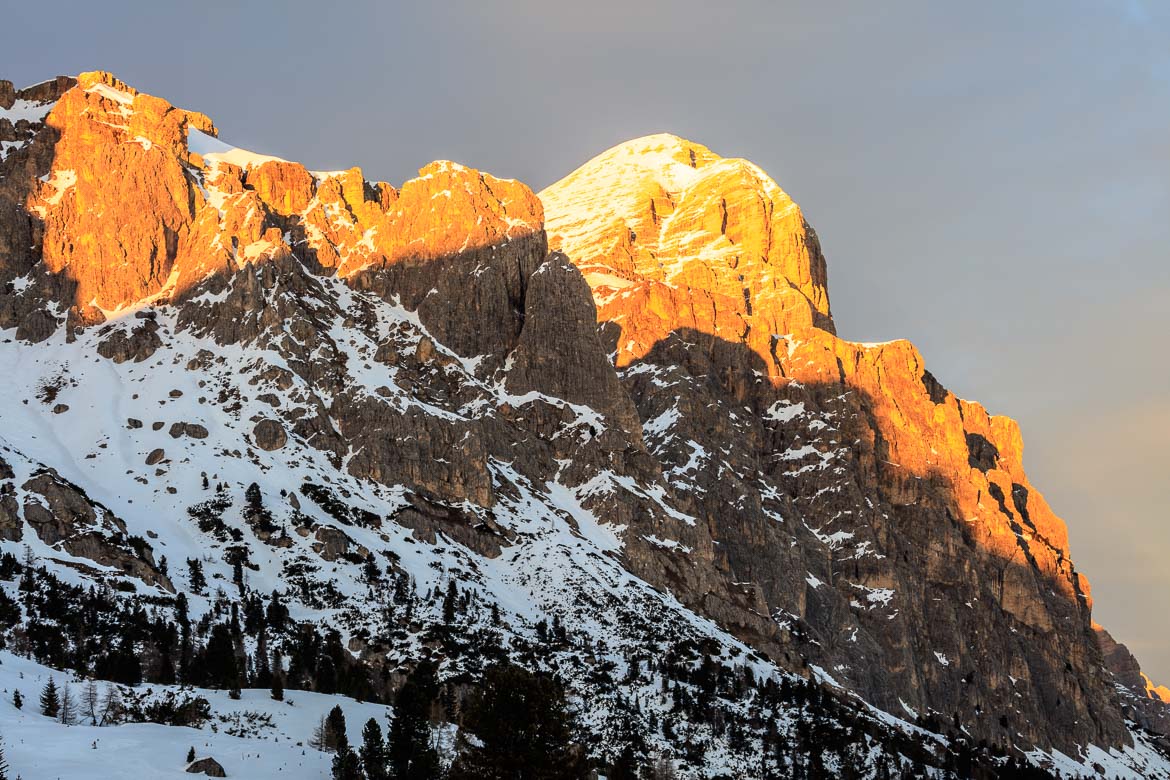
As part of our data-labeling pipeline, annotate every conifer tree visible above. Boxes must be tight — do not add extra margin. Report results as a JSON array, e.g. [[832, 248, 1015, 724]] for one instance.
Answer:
[[266, 590, 289, 631], [11, 691, 20, 710], [332, 743, 362, 780], [324, 705, 348, 753], [386, 661, 439, 780], [270, 671, 284, 702], [254, 629, 271, 687], [245, 482, 263, 513], [18, 547, 35, 593], [441, 580, 458, 626], [449, 663, 585, 780], [186, 558, 207, 595], [39, 678, 59, 718], [175, 591, 190, 628], [158, 645, 177, 686], [360, 717, 388, 780], [202, 623, 240, 690], [59, 681, 76, 725], [186, 746, 196, 764]]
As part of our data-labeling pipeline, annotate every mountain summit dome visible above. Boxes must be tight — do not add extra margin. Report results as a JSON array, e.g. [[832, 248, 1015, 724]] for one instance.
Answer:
[[541, 133, 833, 370]]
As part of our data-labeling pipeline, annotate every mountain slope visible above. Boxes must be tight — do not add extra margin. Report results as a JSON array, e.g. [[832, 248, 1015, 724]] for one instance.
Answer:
[[542, 133, 1168, 754], [0, 72, 1167, 777]]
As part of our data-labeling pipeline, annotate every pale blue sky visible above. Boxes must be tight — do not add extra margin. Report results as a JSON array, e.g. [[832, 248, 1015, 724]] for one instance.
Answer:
[[5, 1, 1168, 679]]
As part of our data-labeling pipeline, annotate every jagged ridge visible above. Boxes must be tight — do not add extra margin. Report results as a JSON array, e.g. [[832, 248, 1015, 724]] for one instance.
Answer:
[[0, 71, 1167, 777]]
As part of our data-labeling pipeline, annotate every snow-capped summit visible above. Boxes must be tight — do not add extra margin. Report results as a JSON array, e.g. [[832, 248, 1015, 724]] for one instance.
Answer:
[[541, 133, 833, 362]]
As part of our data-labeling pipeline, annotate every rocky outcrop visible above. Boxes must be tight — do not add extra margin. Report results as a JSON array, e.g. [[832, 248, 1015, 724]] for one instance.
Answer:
[[541, 133, 835, 373], [18, 467, 170, 589], [96, 313, 163, 362], [251, 419, 286, 450], [1096, 625, 1170, 736], [33, 72, 214, 315], [169, 422, 209, 440]]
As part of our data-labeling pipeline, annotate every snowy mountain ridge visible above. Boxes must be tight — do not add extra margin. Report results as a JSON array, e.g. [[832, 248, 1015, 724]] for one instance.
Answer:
[[0, 71, 1168, 778]]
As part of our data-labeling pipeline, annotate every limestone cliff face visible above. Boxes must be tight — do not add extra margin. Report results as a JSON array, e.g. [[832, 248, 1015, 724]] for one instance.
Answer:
[[0, 71, 544, 341], [0, 73, 1161, 764], [0, 70, 646, 583], [540, 135, 1135, 752], [541, 134, 834, 370], [1095, 625, 1170, 740]]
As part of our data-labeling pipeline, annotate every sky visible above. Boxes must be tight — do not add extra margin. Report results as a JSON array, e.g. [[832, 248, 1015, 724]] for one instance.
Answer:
[[4, 1, 1168, 681]]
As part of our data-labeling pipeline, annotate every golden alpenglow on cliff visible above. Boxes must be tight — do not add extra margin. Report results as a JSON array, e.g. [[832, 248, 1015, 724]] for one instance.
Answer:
[[0, 3, 1166, 778]]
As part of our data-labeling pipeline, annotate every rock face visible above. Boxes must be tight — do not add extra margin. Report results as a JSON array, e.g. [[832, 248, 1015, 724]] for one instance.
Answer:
[[0, 450, 169, 589], [541, 133, 1140, 752], [1, 71, 544, 338], [542, 134, 834, 368], [1096, 624, 1170, 738], [0, 72, 1165, 772]]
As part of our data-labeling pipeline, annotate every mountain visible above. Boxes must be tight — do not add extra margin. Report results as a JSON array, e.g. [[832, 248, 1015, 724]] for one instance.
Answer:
[[539, 132, 1160, 750], [0, 71, 1167, 778]]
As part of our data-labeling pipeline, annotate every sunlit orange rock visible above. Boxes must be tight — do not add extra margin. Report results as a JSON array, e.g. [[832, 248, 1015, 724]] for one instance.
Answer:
[[541, 132, 1130, 751], [541, 133, 833, 372], [8, 72, 543, 316], [32, 72, 209, 315], [369, 160, 543, 269]]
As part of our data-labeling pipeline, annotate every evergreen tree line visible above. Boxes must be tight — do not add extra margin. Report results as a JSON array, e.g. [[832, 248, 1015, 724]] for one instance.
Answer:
[[321, 661, 587, 780], [0, 552, 378, 701], [0, 550, 1073, 778]]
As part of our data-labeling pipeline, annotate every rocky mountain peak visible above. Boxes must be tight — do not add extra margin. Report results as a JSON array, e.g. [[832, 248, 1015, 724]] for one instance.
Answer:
[[0, 72, 544, 339], [541, 133, 1155, 754], [540, 133, 834, 371]]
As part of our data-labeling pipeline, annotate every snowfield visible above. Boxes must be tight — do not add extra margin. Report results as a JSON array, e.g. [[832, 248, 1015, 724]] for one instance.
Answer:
[[0, 651, 390, 779]]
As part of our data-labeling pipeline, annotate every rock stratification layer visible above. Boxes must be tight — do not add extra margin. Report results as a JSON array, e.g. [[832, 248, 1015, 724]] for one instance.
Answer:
[[0, 73, 1166, 774]]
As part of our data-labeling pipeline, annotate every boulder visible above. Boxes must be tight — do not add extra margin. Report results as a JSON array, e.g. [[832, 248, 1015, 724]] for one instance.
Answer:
[[252, 419, 287, 451], [185, 757, 226, 777], [169, 422, 209, 440]]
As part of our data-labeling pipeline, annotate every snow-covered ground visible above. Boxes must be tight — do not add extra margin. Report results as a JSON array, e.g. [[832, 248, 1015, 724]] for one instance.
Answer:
[[0, 651, 388, 779]]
